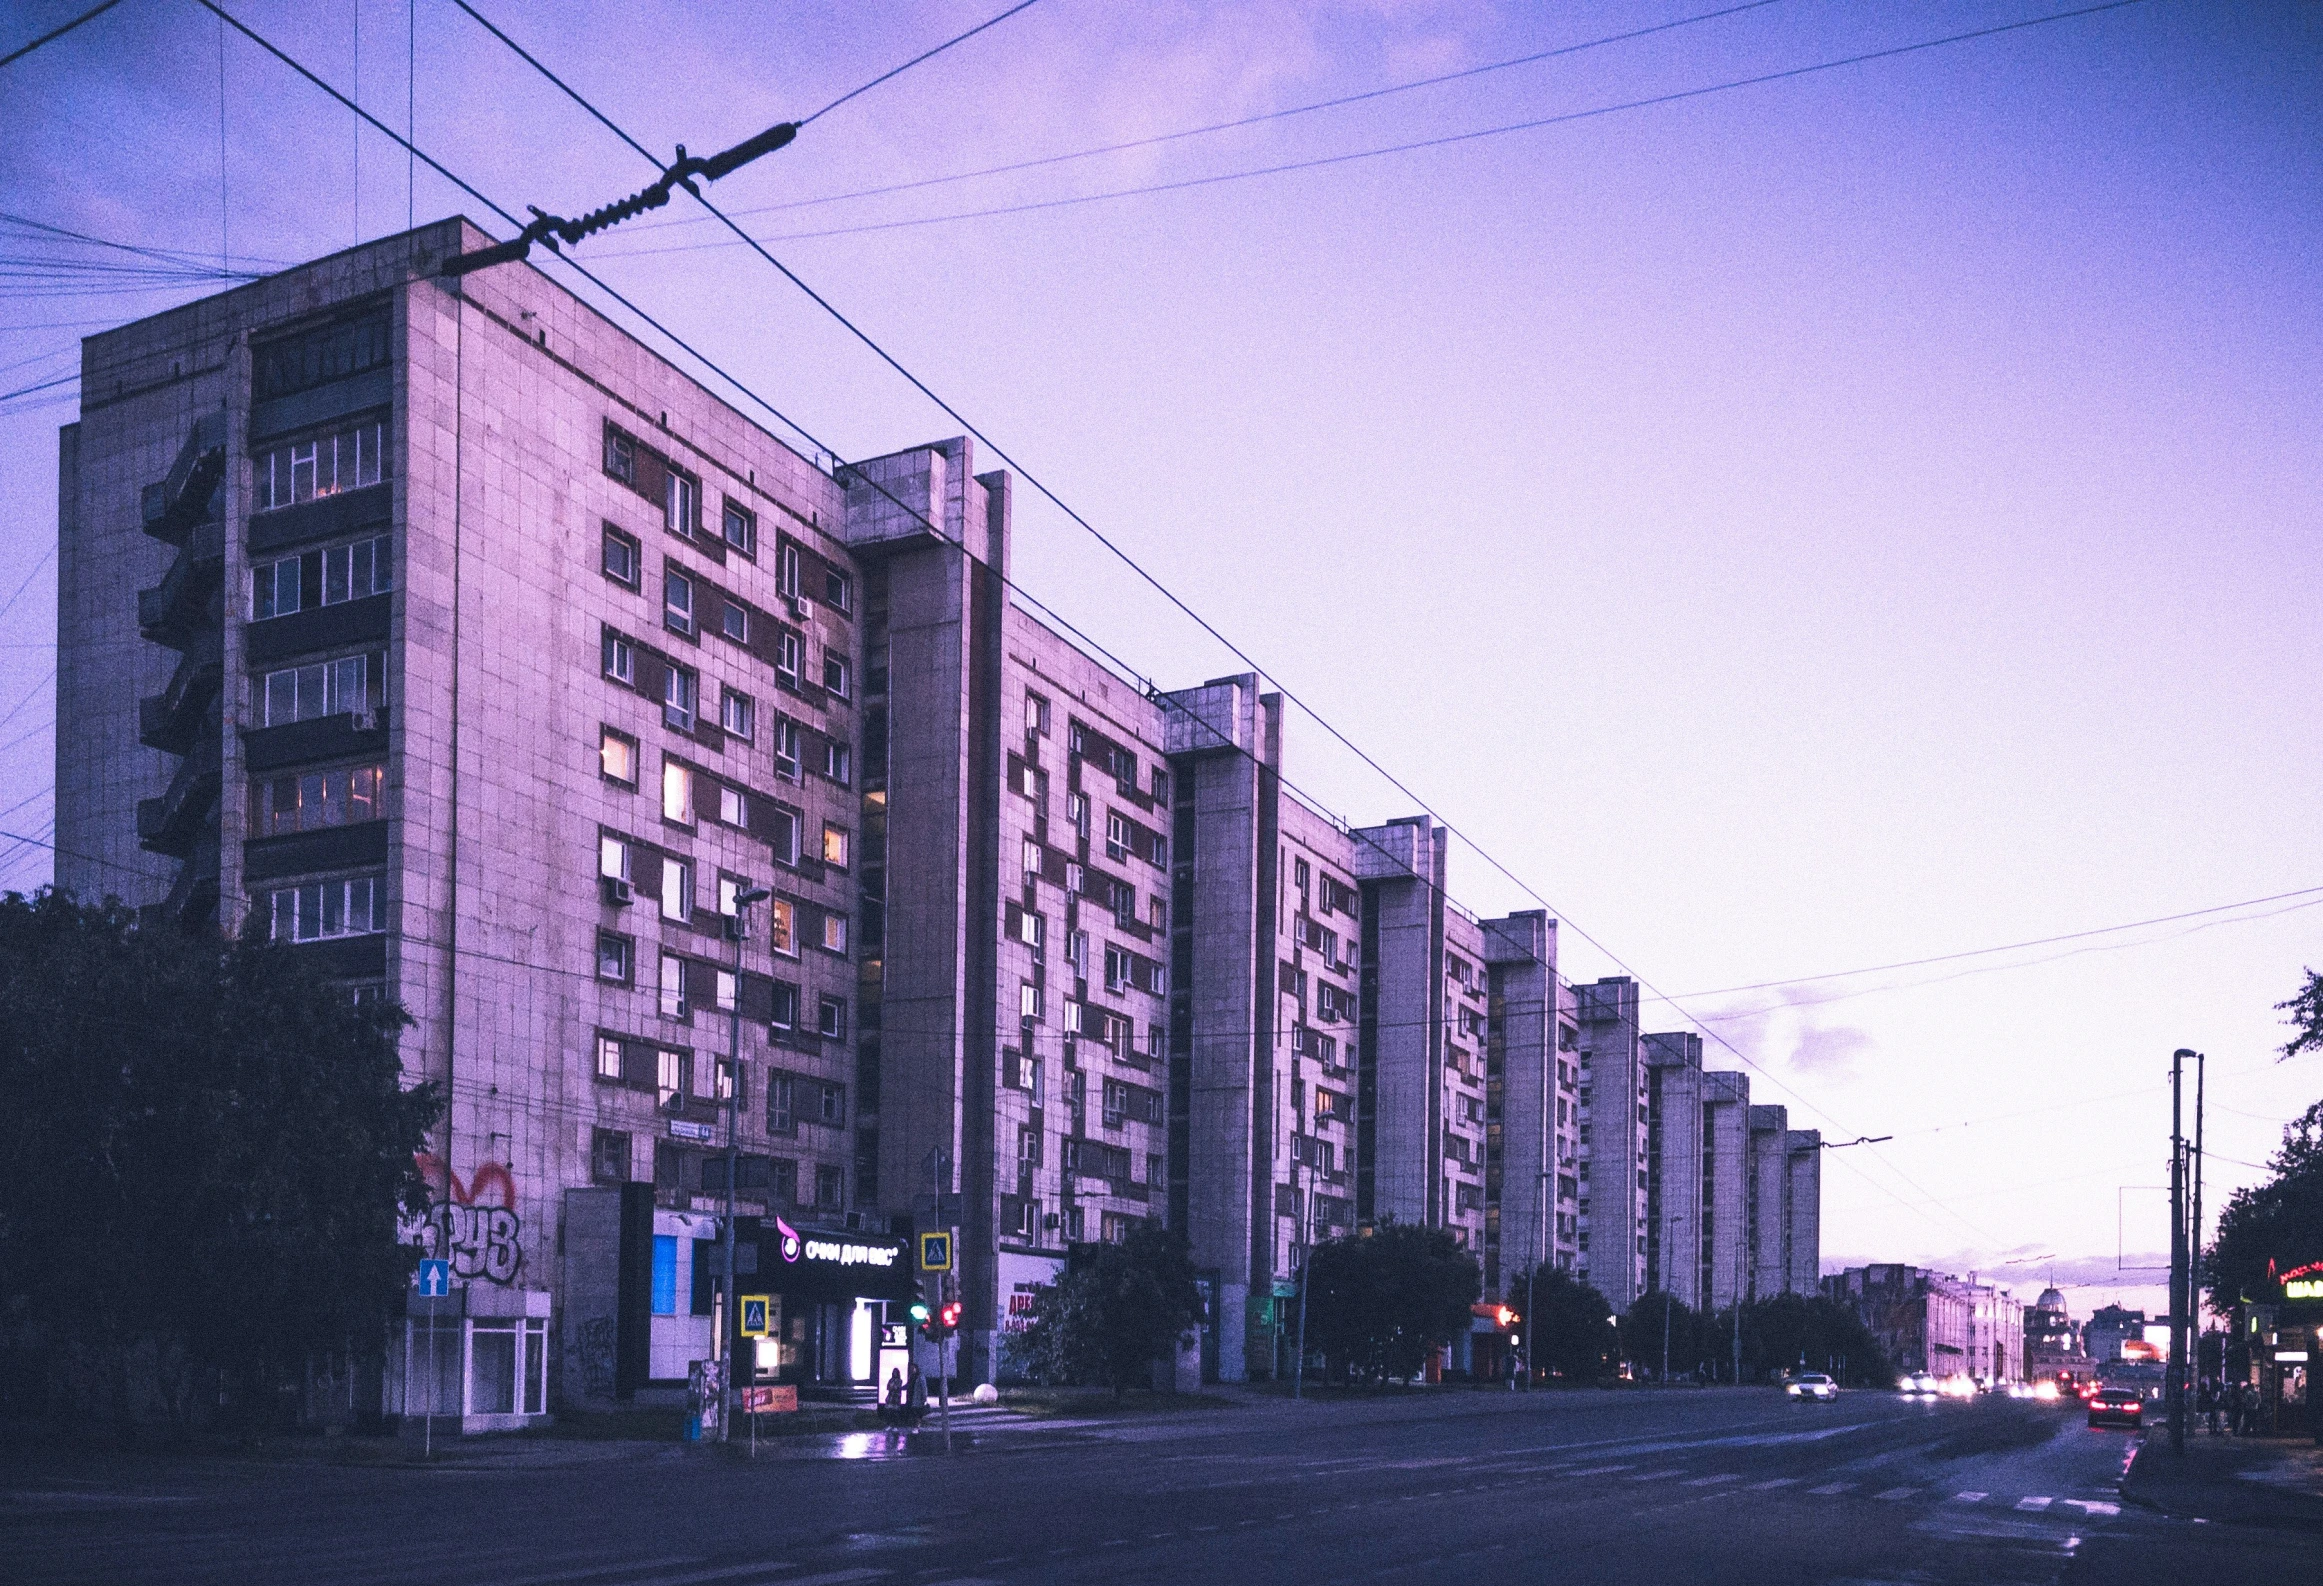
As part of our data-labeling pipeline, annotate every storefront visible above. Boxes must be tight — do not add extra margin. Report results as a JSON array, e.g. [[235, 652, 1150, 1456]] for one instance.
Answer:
[[384, 1285, 555, 1433], [739, 1219, 921, 1392], [2246, 1259, 2323, 1438]]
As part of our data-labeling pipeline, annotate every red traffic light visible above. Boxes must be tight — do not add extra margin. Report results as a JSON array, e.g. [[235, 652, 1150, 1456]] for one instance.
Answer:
[[939, 1301, 963, 1331]]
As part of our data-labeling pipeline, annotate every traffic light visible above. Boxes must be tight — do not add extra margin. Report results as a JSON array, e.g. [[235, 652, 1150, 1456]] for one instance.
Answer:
[[1495, 1306, 1520, 1332], [908, 1298, 931, 1328], [939, 1300, 963, 1333]]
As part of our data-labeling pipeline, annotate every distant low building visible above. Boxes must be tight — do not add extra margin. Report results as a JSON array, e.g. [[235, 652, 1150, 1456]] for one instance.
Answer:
[[2024, 1286, 2083, 1377], [1824, 1265, 2025, 1382], [2084, 1304, 2148, 1364]]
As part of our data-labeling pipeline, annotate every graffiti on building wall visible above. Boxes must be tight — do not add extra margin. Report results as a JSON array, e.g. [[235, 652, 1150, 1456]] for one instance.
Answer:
[[404, 1154, 525, 1285]]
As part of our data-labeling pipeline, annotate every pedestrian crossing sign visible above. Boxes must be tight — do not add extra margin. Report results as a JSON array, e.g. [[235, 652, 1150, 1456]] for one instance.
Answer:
[[739, 1295, 772, 1336], [920, 1231, 952, 1271]]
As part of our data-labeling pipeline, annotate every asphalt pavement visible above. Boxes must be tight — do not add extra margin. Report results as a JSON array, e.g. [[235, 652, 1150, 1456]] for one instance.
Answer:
[[3, 1386, 2309, 1585]]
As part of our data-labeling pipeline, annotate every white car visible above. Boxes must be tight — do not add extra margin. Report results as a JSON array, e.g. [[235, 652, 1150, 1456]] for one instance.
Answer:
[[1787, 1373, 1839, 1402], [1898, 1372, 1939, 1397]]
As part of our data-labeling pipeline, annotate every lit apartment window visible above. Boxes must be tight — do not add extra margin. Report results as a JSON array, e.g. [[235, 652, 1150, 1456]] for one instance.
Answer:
[[722, 499, 757, 557], [596, 931, 633, 983], [715, 971, 737, 1015], [824, 566, 851, 612], [822, 652, 850, 699], [601, 629, 635, 685], [820, 912, 848, 955], [260, 652, 382, 725], [251, 763, 383, 835], [718, 784, 746, 827], [660, 855, 693, 922], [721, 599, 748, 644], [664, 569, 695, 636], [263, 874, 386, 942], [250, 535, 393, 619], [767, 898, 796, 955], [821, 824, 849, 868], [720, 687, 754, 740], [663, 664, 697, 732], [666, 471, 700, 539], [599, 832, 632, 883], [252, 417, 386, 512], [659, 953, 687, 1020], [603, 524, 640, 586], [662, 759, 694, 825], [601, 727, 638, 787]]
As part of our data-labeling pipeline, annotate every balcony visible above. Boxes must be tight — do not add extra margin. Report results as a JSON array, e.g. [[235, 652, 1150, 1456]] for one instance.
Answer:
[[136, 727, 220, 857], [139, 412, 225, 547], [157, 832, 219, 928], [137, 635, 223, 753], [136, 520, 224, 649]]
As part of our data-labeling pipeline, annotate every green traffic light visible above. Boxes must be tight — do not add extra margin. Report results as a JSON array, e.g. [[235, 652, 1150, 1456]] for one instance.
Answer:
[[909, 1301, 931, 1323]]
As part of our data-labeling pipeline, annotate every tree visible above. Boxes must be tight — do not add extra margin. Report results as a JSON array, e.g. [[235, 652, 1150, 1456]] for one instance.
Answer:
[[1720, 1294, 1892, 1386], [1620, 1291, 1701, 1380], [1520, 1265, 1620, 1382], [0, 891, 438, 1430], [1305, 1220, 1481, 1384], [2205, 1098, 2323, 1314], [2278, 969, 2323, 1062], [1007, 1222, 1202, 1397]]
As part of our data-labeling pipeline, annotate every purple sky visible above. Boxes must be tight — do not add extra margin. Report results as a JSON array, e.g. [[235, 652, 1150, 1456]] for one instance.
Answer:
[[4, 0, 2318, 1321]]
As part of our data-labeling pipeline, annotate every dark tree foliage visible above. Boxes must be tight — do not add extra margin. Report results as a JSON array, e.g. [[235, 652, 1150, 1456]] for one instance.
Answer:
[[1008, 1222, 1202, 1396], [2279, 969, 2323, 1063], [1306, 1219, 1482, 1383], [1519, 1265, 1620, 1382], [1717, 1294, 1893, 1386], [1620, 1291, 1703, 1379], [2205, 1098, 2323, 1313], [0, 892, 438, 1429]]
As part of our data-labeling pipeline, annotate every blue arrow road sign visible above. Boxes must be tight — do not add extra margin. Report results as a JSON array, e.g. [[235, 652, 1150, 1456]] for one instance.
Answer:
[[415, 1259, 451, 1297]]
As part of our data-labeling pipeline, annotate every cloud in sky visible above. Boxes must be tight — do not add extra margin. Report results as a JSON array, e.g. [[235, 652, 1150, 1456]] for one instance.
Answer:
[[1791, 1023, 1875, 1080]]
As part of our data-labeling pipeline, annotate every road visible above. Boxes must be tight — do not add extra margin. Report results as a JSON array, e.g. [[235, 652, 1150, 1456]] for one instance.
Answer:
[[1, 1388, 2304, 1585]]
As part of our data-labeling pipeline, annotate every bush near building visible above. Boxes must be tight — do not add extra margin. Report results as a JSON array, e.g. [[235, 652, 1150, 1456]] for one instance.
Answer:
[[0, 891, 438, 1435], [1620, 1291, 1705, 1380], [1006, 1222, 1202, 1397], [1521, 1265, 1621, 1382], [1303, 1220, 1482, 1384]]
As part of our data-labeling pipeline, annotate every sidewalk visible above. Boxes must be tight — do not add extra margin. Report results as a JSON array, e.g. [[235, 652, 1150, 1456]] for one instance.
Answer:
[[2123, 1432, 2323, 1531]]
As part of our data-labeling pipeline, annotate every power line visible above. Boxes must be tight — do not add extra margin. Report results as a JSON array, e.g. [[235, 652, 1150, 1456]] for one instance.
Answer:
[[595, 0, 2158, 256], [801, 0, 1047, 127], [0, 0, 125, 70], [188, 1, 2028, 1252], [625, 0, 1789, 234], [453, 0, 2025, 1249], [0, 544, 57, 627]]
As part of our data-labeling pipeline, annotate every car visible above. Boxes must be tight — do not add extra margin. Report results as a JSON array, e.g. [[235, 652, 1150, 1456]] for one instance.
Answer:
[[2087, 1388, 2144, 1429], [1897, 1372, 1939, 1398], [1787, 1373, 1839, 1402]]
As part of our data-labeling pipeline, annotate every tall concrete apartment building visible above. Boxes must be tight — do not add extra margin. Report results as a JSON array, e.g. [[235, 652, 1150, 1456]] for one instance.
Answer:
[[1576, 976, 1652, 1309], [53, 221, 1815, 1417]]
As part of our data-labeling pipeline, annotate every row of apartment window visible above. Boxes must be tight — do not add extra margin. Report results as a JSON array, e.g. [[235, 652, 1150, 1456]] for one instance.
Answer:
[[250, 534, 393, 620], [251, 763, 383, 836], [602, 427, 854, 612], [592, 1033, 846, 1133], [597, 832, 849, 957], [598, 730, 847, 870], [1291, 856, 1359, 919], [258, 652, 384, 727], [602, 626, 847, 784], [1021, 840, 1161, 930], [1016, 981, 1167, 1055], [253, 417, 387, 514], [261, 873, 385, 942], [594, 930, 849, 1039]]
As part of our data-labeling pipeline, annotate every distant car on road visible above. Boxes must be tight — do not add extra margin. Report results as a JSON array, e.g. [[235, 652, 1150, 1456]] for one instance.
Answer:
[[2087, 1388, 2144, 1429], [1897, 1372, 1939, 1398], [1787, 1373, 1839, 1402]]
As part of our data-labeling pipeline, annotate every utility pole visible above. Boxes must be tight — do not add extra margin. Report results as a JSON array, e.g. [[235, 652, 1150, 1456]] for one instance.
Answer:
[[2192, 1049, 2206, 1403], [719, 886, 769, 1444], [1293, 1156, 1311, 1400], [2169, 1048, 2192, 1455]]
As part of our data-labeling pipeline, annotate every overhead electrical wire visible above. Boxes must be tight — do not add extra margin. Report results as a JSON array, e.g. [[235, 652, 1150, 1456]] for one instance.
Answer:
[[620, 0, 1791, 233], [0, 0, 125, 70], [591, 0, 2159, 257], [174, 0, 2112, 1251], [798, 0, 1046, 127], [445, 0, 2113, 1252]]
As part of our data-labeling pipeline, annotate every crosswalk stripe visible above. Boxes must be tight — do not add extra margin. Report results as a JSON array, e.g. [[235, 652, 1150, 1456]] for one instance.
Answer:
[[2015, 1496, 2053, 1512], [1952, 1492, 1988, 1504], [1875, 1487, 1918, 1501], [1684, 1475, 1741, 1487], [1746, 1478, 1799, 1490], [2061, 1499, 2120, 1516], [1809, 1483, 1852, 1495]]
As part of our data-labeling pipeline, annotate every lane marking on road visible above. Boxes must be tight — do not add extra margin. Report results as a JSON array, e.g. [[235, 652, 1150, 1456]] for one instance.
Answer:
[[2015, 1496, 2053, 1511], [1952, 1492, 1988, 1504], [1809, 1483, 1853, 1495], [1684, 1475, 1741, 1487], [2060, 1500, 2120, 1516], [482, 1560, 710, 1586], [602, 1564, 817, 1586], [1626, 1469, 1687, 1482], [1745, 1478, 1800, 1490], [1875, 1487, 1919, 1501], [1557, 1464, 1632, 1477]]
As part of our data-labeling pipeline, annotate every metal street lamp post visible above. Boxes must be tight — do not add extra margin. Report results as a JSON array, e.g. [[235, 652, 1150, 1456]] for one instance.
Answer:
[[719, 884, 770, 1444]]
